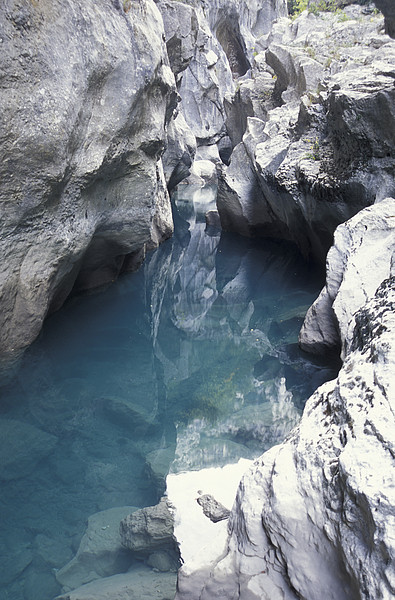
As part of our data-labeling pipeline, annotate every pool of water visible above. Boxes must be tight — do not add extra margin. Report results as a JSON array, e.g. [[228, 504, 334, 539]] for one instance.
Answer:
[[0, 185, 339, 599]]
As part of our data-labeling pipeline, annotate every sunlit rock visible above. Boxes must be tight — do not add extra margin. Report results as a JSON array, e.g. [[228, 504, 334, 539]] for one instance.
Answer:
[[55, 564, 177, 600], [300, 197, 395, 356]]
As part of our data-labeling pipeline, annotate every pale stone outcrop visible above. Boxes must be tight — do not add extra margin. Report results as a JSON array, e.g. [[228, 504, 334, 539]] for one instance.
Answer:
[[300, 197, 395, 355], [0, 419, 57, 481], [0, 0, 176, 356], [174, 208, 395, 600]]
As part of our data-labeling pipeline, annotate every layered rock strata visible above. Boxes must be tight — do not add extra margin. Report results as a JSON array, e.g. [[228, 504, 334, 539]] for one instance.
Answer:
[[0, 0, 176, 356], [175, 199, 395, 600]]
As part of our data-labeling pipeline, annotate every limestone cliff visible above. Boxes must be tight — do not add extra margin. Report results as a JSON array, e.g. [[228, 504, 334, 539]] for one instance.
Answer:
[[175, 199, 395, 600], [217, 4, 395, 261], [0, 0, 176, 356]]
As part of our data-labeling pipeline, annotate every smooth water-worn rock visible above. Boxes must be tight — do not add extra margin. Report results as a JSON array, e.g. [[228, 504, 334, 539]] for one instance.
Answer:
[[55, 564, 177, 600], [300, 197, 395, 356], [163, 111, 197, 192], [218, 7, 395, 261], [0, 0, 175, 356], [56, 507, 137, 592], [174, 209, 395, 600], [158, 0, 286, 155]]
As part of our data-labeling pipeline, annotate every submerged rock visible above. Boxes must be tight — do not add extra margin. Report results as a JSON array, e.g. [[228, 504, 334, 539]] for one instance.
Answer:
[[120, 497, 179, 566], [0, 419, 57, 481], [56, 507, 137, 592], [0, 0, 175, 356], [174, 212, 395, 600]]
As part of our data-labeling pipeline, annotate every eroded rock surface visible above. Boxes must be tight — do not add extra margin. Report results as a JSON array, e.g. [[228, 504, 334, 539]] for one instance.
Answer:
[[218, 6, 395, 261], [175, 249, 395, 599], [0, 0, 175, 356], [300, 197, 395, 355]]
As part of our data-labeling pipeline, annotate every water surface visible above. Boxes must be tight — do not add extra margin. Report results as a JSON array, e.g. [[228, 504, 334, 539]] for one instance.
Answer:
[[0, 185, 339, 599]]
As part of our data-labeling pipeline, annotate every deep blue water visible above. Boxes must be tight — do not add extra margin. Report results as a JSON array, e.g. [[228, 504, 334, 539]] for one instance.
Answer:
[[0, 186, 339, 599]]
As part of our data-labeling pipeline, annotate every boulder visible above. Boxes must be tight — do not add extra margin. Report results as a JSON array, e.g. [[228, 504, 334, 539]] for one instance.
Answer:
[[56, 507, 138, 591], [0, 0, 175, 356], [218, 7, 395, 262], [196, 494, 230, 523], [299, 198, 395, 356], [120, 497, 179, 564]]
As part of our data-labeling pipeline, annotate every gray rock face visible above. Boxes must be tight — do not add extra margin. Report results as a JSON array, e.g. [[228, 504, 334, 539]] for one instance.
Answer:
[[120, 497, 179, 561], [0, 0, 175, 356], [175, 240, 395, 599], [55, 564, 177, 600], [163, 111, 197, 192], [218, 7, 395, 261], [300, 197, 395, 356], [0, 419, 57, 480], [159, 0, 286, 153]]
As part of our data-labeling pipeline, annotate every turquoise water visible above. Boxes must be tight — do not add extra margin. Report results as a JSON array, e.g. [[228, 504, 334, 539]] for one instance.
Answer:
[[0, 186, 339, 599]]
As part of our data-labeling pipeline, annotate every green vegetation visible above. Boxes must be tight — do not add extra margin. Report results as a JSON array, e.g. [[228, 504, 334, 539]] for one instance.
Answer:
[[303, 136, 321, 161], [288, 0, 349, 19]]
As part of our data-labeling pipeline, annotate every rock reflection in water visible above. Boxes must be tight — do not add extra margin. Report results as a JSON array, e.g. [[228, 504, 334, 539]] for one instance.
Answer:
[[0, 185, 338, 600]]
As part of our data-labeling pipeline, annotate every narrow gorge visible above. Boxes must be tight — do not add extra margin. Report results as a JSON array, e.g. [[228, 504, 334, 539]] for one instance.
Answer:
[[0, 1, 394, 599]]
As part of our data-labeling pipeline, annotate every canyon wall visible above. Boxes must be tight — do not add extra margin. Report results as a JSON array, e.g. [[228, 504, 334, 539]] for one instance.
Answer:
[[175, 198, 395, 600], [217, 3, 395, 261], [0, 0, 176, 356]]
